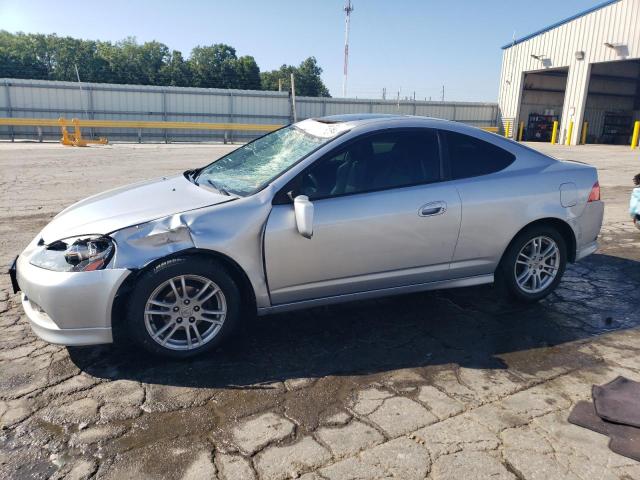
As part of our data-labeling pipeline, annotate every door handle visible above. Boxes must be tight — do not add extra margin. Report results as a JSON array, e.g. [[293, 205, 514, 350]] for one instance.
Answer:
[[419, 201, 447, 217]]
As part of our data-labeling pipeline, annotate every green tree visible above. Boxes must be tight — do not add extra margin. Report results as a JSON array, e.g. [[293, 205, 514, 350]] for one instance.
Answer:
[[261, 65, 295, 92], [296, 57, 330, 97], [0, 31, 330, 96], [138, 41, 171, 85], [160, 50, 191, 86], [188, 44, 239, 89], [261, 57, 330, 97], [0, 31, 49, 79], [234, 55, 261, 90], [44, 36, 108, 82], [98, 37, 170, 85]]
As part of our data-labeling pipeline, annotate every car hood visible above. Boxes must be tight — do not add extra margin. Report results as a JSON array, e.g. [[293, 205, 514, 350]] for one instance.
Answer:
[[40, 174, 234, 243]]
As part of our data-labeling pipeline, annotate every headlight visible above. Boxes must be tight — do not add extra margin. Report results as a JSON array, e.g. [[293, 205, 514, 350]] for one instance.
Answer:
[[30, 236, 115, 272]]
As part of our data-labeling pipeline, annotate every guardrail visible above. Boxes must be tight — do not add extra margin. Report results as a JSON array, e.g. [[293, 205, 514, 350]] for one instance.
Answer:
[[0, 117, 281, 131], [0, 117, 501, 144], [0, 117, 283, 145]]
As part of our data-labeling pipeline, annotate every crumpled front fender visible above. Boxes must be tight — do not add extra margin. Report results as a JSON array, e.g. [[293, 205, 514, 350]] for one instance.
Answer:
[[109, 187, 275, 309], [111, 214, 195, 269]]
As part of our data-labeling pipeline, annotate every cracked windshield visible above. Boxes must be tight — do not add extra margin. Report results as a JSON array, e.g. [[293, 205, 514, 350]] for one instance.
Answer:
[[196, 123, 338, 195]]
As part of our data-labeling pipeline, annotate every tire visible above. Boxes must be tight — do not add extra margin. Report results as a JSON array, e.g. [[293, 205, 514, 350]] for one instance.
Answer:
[[497, 225, 567, 303], [127, 256, 241, 358]]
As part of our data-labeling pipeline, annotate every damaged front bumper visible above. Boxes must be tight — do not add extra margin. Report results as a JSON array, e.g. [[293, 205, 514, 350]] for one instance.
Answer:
[[16, 254, 130, 346]]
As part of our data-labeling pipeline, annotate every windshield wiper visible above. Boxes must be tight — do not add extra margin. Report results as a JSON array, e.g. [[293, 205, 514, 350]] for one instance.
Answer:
[[205, 179, 230, 196]]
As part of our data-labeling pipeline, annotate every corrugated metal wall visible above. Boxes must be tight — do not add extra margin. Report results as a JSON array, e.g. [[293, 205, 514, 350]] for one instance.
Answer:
[[0, 78, 498, 142], [498, 0, 640, 144]]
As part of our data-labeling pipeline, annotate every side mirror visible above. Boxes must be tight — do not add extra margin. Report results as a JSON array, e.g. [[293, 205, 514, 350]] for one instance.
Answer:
[[294, 195, 314, 239]]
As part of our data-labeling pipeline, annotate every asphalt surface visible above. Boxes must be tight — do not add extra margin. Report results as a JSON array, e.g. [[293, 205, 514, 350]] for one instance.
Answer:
[[1, 141, 639, 480]]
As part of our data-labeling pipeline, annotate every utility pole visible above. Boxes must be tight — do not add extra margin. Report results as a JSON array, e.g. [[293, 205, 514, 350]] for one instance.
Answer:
[[290, 73, 297, 122], [74, 64, 89, 119], [75, 64, 93, 138], [441, 85, 445, 102], [382, 87, 386, 100], [342, 0, 354, 98], [278, 78, 282, 92]]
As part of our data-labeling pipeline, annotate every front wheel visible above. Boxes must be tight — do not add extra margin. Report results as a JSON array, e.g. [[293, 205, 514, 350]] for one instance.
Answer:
[[497, 225, 567, 302], [127, 256, 241, 358]]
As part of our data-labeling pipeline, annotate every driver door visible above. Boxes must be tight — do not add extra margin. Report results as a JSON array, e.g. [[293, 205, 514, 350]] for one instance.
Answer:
[[263, 129, 461, 305]]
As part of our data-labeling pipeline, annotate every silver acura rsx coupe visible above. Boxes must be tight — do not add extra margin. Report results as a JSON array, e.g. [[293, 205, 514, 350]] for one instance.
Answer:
[[10, 114, 604, 358]]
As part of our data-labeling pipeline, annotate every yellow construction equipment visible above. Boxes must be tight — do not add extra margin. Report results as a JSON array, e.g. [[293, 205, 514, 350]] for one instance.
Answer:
[[58, 118, 108, 146], [59, 120, 75, 146], [69, 118, 108, 146]]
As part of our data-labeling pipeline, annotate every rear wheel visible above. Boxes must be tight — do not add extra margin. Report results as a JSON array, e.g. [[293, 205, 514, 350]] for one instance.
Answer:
[[498, 225, 567, 302], [127, 256, 240, 358]]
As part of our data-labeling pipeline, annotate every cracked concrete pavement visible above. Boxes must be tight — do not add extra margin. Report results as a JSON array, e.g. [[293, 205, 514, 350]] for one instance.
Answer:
[[1, 141, 639, 479]]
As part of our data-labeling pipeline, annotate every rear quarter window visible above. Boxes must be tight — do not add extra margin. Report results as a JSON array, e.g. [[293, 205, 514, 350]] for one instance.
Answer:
[[444, 131, 515, 180]]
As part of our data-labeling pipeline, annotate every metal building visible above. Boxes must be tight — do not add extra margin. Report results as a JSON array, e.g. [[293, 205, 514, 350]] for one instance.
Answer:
[[498, 0, 640, 145]]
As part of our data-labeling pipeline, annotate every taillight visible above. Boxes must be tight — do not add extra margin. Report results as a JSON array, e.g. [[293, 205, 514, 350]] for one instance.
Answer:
[[587, 181, 600, 202]]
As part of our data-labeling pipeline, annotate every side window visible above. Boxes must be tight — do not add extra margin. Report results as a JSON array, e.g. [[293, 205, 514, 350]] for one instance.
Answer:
[[444, 131, 515, 180], [299, 130, 441, 200]]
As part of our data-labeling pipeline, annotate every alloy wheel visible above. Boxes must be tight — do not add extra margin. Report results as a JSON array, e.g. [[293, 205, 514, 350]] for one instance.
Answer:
[[143, 274, 227, 351], [514, 236, 560, 294]]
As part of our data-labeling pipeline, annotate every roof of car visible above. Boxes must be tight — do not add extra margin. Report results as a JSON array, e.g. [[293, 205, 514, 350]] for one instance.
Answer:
[[314, 114, 448, 126], [308, 114, 535, 157]]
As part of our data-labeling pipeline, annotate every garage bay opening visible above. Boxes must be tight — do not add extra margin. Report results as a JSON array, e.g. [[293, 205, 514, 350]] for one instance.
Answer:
[[583, 59, 640, 145], [519, 68, 568, 142]]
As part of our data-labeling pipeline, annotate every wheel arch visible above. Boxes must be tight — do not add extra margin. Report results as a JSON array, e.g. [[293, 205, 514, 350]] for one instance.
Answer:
[[500, 217, 577, 267], [111, 248, 257, 338]]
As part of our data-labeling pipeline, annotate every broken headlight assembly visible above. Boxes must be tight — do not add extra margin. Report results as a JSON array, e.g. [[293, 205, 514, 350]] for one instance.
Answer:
[[30, 236, 115, 272]]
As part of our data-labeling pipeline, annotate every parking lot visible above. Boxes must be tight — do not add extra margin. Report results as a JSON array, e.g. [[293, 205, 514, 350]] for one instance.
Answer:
[[1, 141, 639, 480]]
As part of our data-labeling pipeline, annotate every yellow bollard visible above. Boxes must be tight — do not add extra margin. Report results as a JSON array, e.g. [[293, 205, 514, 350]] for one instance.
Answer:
[[551, 121, 559, 144], [581, 121, 588, 145], [632, 121, 640, 149], [565, 121, 574, 146], [518, 121, 525, 142], [504, 121, 511, 138]]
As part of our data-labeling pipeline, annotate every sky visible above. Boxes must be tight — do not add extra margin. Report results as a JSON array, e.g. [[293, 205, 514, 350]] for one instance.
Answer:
[[0, 0, 604, 101]]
